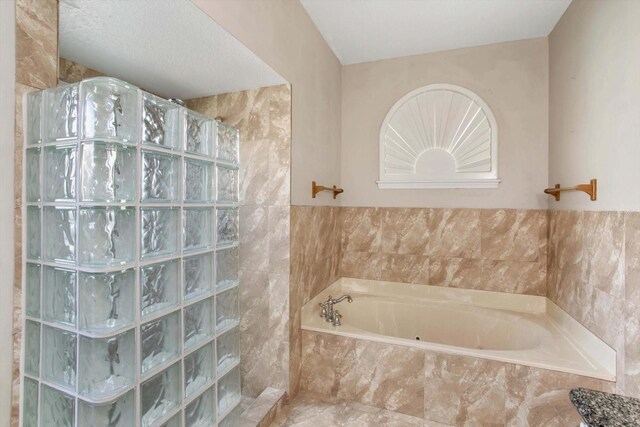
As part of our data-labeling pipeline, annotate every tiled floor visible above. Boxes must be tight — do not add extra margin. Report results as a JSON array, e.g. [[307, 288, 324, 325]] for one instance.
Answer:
[[270, 396, 452, 427]]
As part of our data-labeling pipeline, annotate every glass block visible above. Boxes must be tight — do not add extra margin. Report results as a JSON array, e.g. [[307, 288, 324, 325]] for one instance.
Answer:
[[44, 144, 76, 202], [185, 386, 215, 427], [141, 150, 180, 203], [183, 252, 214, 301], [184, 298, 214, 351], [26, 206, 41, 260], [184, 208, 213, 252], [23, 377, 39, 427], [141, 311, 180, 374], [216, 207, 239, 247], [141, 362, 181, 427], [26, 148, 41, 202], [43, 266, 76, 327], [78, 330, 135, 400], [185, 111, 213, 157], [79, 269, 135, 334], [25, 90, 43, 145], [43, 207, 76, 263], [215, 121, 239, 164], [25, 263, 41, 318], [216, 326, 239, 375], [44, 83, 79, 142], [217, 366, 240, 416], [219, 404, 241, 427], [142, 93, 182, 150], [215, 247, 238, 291], [78, 390, 135, 427], [141, 207, 180, 259], [184, 159, 213, 203], [159, 412, 182, 427], [141, 260, 180, 318], [40, 385, 75, 427], [184, 342, 214, 398], [24, 320, 40, 376], [82, 78, 138, 142], [216, 165, 239, 203], [80, 142, 137, 202], [79, 207, 136, 266], [42, 326, 77, 391], [216, 288, 239, 333]]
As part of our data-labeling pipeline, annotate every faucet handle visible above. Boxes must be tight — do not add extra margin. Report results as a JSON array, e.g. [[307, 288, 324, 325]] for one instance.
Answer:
[[319, 302, 327, 318], [333, 310, 342, 327]]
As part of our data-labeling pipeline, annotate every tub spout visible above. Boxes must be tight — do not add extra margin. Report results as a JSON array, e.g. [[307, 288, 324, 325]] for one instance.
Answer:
[[320, 295, 353, 325]]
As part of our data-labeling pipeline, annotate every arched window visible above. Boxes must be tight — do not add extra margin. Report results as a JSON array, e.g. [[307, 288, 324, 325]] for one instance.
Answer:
[[378, 84, 500, 189]]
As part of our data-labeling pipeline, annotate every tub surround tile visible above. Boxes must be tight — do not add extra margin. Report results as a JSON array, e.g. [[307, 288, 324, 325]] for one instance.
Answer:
[[290, 206, 343, 398], [582, 211, 624, 299], [505, 364, 613, 427], [355, 340, 425, 417], [340, 251, 382, 280], [429, 258, 483, 289], [380, 254, 429, 284], [300, 331, 356, 402], [424, 352, 506, 426], [547, 210, 639, 396], [625, 213, 640, 304], [625, 301, 640, 396], [271, 396, 435, 427], [480, 209, 540, 262], [334, 207, 548, 296], [428, 209, 481, 258], [381, 208, 429, 255], [482, 260, 546, 295], [341, 207, 383, 253], [16, 0, 58, 89]]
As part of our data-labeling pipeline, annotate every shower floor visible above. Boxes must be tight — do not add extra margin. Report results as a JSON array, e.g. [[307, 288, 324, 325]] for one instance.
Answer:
[[270, 396, 453, 426]]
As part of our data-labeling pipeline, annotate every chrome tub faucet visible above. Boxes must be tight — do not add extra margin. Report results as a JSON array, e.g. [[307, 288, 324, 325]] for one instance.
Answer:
[[319, 295, 352, 326]]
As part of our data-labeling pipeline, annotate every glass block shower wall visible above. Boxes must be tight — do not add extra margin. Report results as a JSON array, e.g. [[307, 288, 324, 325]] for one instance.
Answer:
[[22, 77, 242, 427]]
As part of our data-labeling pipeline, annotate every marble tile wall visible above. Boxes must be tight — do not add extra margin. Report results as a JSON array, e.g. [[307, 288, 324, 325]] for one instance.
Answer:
[[187, 84, 292, 397], [12, 0, 58, 425], [339, 208, 548, 296], [289, 206, 342, 398], [299, 330, 615, 426], [548, 210, 640, 398], [58, 57, 104, 83]]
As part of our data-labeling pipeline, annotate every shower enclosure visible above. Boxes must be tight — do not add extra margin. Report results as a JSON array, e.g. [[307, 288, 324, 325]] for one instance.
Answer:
[[21, 77, 241, 427]]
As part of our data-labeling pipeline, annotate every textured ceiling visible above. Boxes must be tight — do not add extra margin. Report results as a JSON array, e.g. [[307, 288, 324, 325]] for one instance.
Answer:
[[301, 0, 571, 65], [59, 0, 286, 99]]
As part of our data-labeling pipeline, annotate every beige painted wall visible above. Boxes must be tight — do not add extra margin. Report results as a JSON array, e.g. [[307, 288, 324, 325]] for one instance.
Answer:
[[193, 0, 342, 206], [341, 38, 549, 209], [549, 0, 640, 211], [0, 2, 16, 425]]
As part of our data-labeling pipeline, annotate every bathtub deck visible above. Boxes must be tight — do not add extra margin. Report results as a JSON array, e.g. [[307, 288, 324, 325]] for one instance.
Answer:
[[270, 396, 452, 427]]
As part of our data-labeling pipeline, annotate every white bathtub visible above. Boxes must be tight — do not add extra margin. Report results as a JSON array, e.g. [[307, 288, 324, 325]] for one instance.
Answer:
[[302, 278, 616, 381]]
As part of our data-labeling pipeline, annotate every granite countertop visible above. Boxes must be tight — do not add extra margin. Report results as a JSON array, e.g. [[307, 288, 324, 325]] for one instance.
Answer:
[[570, 388, 640, 426]]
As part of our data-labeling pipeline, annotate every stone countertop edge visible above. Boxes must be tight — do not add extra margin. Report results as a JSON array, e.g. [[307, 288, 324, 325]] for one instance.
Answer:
[[570, 387, 640, 427]]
